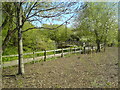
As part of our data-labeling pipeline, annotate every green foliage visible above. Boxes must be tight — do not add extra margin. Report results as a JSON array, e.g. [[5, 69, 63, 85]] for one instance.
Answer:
[[2, 22, 57, 56], [76, 2, 118, 46], [2, 2, 81, 58], [3, 46, 18, 55], [22, 22, 56, 51], [42, 24, 72, 44], [2, 56, 18, 62], [2, 2, 17, 41]]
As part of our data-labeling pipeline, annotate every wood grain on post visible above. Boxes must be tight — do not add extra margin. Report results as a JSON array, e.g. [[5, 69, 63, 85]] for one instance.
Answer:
[[74, 47, 76, 53], [61, 48, 64, 57], [69, 47, 71, 54], [54, 49, 56, 56], [91, 46, 93, 53], [83, 43, 85, 54], [44, 50, 46, 61], [33, 51, 35, 63], [80, 47, 81, 54], [88, 47, 89, 53], [84, 46, 85, 54]]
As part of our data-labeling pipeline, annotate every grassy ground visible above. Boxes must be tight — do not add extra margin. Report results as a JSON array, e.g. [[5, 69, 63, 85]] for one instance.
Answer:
[[2, 47, 75, 62], [2, 47, 118, 88]]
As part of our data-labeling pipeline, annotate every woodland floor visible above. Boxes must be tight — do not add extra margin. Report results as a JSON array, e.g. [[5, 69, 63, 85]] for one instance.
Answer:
[[2, 47, 118, 88]]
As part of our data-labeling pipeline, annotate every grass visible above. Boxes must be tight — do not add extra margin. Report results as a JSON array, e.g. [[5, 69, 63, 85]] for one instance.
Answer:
[[2, 56, 18, 62], [27, 52, 76, 65], [3, 50, 80, 69], [21, 47, 108, 67], [2, 47, 80, 62], [2, 50, 54, 62], [2, 46, 94, 63], [3, 47, 118, 88]]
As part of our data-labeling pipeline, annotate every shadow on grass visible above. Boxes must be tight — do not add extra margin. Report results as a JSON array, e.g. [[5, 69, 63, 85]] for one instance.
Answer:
[[2, 74, 16, 77]]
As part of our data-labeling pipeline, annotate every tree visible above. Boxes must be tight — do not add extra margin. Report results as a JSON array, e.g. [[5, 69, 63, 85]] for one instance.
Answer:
[[22, 23, 55, 51], [2, 2, 86, 74], [75, 2, 118, 52], [2, 2, 17, 52], [2, 2, 85, 51], [42, 24, 72, 48]]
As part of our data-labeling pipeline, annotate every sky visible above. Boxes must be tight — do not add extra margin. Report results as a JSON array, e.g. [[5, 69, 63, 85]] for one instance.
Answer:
[[24, 1, 118, 29], [26, 2, 83, 28]]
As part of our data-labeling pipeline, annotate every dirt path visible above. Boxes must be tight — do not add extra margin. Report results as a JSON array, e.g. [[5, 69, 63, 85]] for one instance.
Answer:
[[2, 47, 118, 88]]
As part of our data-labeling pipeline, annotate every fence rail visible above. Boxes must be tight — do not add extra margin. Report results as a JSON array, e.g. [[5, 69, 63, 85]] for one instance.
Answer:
[[2, 46, 98, 58], [2, 47, 82, 58], [2, 46, 102, 67], [2, 46, 100, 58]]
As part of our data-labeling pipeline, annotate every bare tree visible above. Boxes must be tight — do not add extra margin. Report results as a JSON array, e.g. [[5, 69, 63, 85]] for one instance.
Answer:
[[2, 2, 87, 74]]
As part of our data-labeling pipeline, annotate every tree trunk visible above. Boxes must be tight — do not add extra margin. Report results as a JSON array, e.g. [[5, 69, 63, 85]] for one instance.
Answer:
[[2, 30, 12, 52], [2, 29, 17, 52], [17, 3, 24, 75], [0, 16, 8, 32], [18, 29, 24, 74], [104, 39, 106, 52], [96, 40, 100, 52]]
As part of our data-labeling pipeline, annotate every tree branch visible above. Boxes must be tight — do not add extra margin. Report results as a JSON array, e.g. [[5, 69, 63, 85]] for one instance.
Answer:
[[22, 14, 75, 33]]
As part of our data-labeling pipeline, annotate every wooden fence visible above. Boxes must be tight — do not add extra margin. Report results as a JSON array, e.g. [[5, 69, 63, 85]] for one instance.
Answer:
[[2, 46, 97, 59], [2, 45, 103, 67], [2, 46, 100, 67]]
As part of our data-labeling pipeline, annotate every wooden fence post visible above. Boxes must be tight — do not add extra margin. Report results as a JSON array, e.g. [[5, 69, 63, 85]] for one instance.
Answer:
[[61, 48, 64, 57], [74, 47, 76, 53], [80, 47, 81, 54], [44, 50, 46, 61], [95, 46, 97, 53], [88, 46, 90, 54], [54, 49, 56, 56], [33, 51, 35, 63], [69, 47, 71, 54], [91, 46, 93, 53], [83, 46, 85, 54]]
